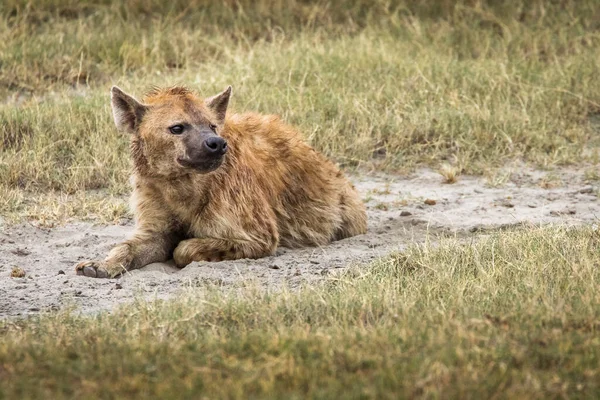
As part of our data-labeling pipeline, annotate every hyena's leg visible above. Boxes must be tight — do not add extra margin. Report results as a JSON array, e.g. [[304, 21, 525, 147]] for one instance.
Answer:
[[173, 238, 277, 268], [76, 231, 180, 278]]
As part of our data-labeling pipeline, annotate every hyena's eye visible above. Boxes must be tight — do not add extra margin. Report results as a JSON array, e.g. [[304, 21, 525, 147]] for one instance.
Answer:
[[169, 124, 184, 135], [209, 124, 217, 132]]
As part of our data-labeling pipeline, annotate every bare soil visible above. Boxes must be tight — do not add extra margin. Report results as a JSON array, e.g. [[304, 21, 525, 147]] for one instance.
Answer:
[[1, 167, 598, 318]]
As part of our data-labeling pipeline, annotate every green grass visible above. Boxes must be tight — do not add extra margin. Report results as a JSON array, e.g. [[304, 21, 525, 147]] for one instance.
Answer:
[[1, 0, 600, 221], [2, 226, 599, 398]]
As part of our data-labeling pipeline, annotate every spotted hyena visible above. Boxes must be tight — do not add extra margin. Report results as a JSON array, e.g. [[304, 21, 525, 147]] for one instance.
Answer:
[[76, 85, 367, 278]]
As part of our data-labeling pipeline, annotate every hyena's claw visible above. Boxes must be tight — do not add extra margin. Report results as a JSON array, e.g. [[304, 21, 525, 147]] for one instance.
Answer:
[[83, 265, 97, 277], [75, 261, 110, 279]]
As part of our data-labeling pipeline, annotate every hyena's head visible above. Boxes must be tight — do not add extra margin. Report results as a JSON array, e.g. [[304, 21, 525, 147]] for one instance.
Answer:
[[110, 85, 231, 177]]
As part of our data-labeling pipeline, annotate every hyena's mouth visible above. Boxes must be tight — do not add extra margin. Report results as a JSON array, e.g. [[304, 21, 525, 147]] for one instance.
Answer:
[[177, 156, 224, 174]]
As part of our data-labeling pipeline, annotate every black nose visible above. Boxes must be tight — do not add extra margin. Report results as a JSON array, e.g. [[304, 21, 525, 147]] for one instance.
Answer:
[[203, 137, 227, 155]]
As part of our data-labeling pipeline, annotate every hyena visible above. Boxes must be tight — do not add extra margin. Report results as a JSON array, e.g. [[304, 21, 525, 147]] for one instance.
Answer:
[[76, 85, 367, 278]]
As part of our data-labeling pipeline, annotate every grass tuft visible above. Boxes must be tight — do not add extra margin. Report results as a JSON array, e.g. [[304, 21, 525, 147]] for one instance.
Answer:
[[9, 266, 25, 278], [438, 163, 460, 184]]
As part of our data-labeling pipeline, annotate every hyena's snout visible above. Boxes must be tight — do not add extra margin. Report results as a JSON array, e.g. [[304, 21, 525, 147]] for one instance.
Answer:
[[177, 132, 228, 173], [203, 136, 227, 156]]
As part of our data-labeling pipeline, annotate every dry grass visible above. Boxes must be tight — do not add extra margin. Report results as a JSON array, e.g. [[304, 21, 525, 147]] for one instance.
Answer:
[[438, 163, 460, 184], [9, 266, 25, 278], [1, 226, 600, 398], [584, 167, 600, 182], [539, 173, 563, 189], [1, 0, 600, 222]]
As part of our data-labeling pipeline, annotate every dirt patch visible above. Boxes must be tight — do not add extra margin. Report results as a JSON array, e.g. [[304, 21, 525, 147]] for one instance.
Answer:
[[1, 167, 598, 318]]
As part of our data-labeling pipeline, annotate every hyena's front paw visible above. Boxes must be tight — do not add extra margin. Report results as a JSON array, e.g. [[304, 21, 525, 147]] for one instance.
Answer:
[[75, 261, 121, 279]]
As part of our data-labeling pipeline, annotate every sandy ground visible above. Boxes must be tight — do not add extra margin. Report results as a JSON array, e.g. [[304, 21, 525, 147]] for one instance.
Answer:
[[1, 167, 598, 318]]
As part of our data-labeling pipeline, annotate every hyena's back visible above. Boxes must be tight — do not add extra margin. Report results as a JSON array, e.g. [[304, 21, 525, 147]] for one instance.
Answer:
[[223, 113, 367, 248]]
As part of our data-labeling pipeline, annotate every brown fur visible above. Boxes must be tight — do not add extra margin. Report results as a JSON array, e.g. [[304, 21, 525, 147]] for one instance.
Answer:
[[76, 86, 367, 278]]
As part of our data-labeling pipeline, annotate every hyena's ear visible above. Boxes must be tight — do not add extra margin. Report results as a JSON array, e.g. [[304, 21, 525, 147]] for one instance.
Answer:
[[205, 86, 232, 125], [110, 86, 147, 134]]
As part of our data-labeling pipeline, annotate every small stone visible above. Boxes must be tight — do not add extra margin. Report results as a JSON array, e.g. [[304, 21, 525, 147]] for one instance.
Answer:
[[424, 199, 436, 206], [11, 248, 31, 256], [115, 283, 123, 289], [58, 270, 65, 275], [269, 264, 281, 270], [400, 211, 412, 216], [579, 186, 594, 194], [309, 260, 320, 264]]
